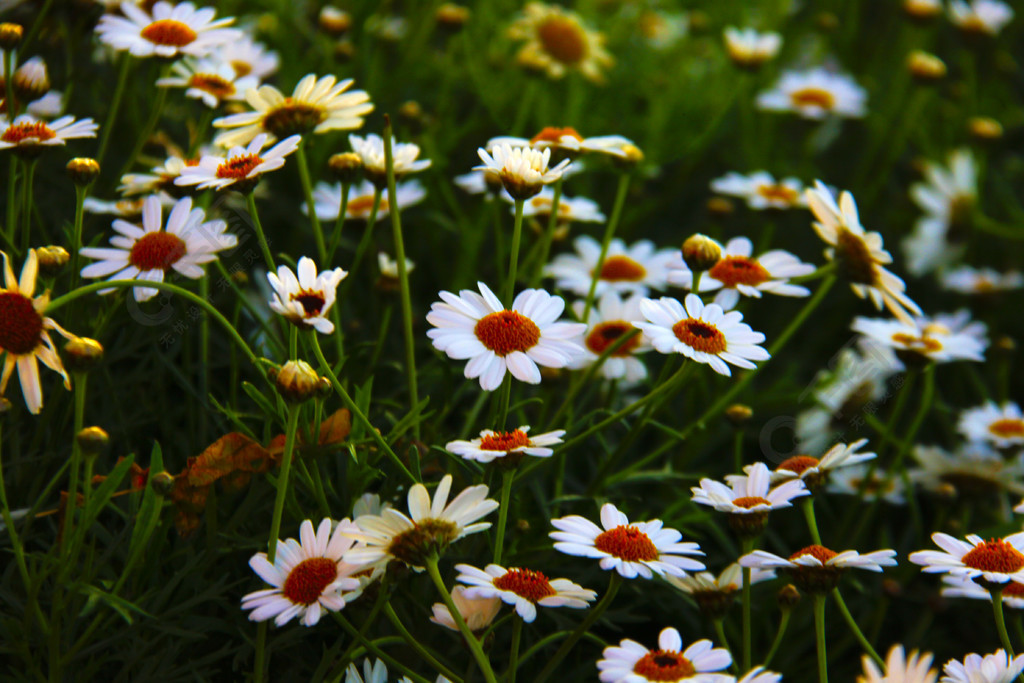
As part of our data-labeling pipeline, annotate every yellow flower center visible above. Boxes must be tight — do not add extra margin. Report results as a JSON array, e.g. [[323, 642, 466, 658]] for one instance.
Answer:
[[537, 16, 587, 64], [708, 256, 771, 288], [756, 183, 800, 205], [140, 19, 198, 47], [530, 126, 584, 145], [347, 194, 390, 218], [891, 332, 943, 355], [2, 121, 55, 144], [129, 232, 187, 271], [732, 496, 770, 509], [282, 557, 338, 605], [789, 87, 836, 111], [671, 318, 727, 354], [962, 539, 1024, 574], [262, 101, 327, 138], [632, 651, 696, 681], [474, 310, 541, 356], [189, 73, 236, 99], [493, 568, 557, 602], [0, 291, 43, 355], [597, 255, 646, 282], [585, 320, 641, 357], [989, 418, 1024, 440], [593, 525, 659, 562]]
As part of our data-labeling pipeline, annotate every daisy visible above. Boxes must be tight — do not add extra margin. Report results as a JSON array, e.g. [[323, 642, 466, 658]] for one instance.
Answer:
[[903, 149, 976, 276], [905, 0, 944, 21], [309, 179, 426, 222], [348, 133, 431, 187], [942, 574, 1024, 609], [119, 153, 202, 197], [771, 438, 877, 489], [959, 403, 1024, 448], [213, 34, 279, 79], [942, 266, 1024, 295], [546, 236, 676, 297], [79, 195, 236, 302], [511, 186, 606, 223], [941, 651, 1024, 683], [344, 659, 388, 683], [828, 464, 907, 504], [425, 282, 585, 391], [667, 237, 815, 310], [910, 443, 1024, 497], [175, 133, 300, 192], [454, 169, 505, 197], [737, 668, 784, 683], [756, 67, 867, 119], [550, 502, 705, 579], [0, 114, 97, 155], [0, 250, 76, 414], [723, 28, 782, 69], [638, 10, 689, 51], [634, 293, 769, 377], [156, 57, 259, 108], [508, 2, 613, 84], [488, 127, 638, 160], [710, 171, 807, 210], [910, 532, 1024, 587], [95, 1, 241, 59], [455, 563, 596, 622], [741, 544, 897, 593], [597, 628, 731, 683], [948, 0, 1014, 36], [569, 292, 650, 383], [266, 256, 347, 334], [852, 313, 987, 365], [83, 194, 174, 217], [445, 425, 565, 464], [213, 73, 373, 147], [2, 90, 63, 119], [376, 252, 415, 290], [8, 56, 50, 103], [430, 585, 501, 632], [806, 181, 922, 325], [692, 462, 810, 535], [241, 518, 363, 627], [665, 563, 775, 619], [474, 144, 571, 200], [858, 644, 938, 683], [344, 474, 498, 568]]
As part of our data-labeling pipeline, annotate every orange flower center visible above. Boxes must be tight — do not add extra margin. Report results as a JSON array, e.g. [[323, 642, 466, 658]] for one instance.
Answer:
[[961, 539, 1024, 574], [216, 153, 263, 179], [756, 183, 800, 205], [632, 651, 696, 681], [0, 291, 43, 355], [129, 232, 187, 271], [281, 557, 338, 605], [290, 289, 326, 317], [1005, 582, 1024, 597], [189, 73, 236, 99], [530, 126, 584, 145], [989, 419, 1024, 439], [594, 525, 659, 562], [585, 320, 641, 357], [789, 87, 836, 111], [891, 332, 943, 355], [479, 429, 530, 451], [230, 60, 253, 77], [529, 196, 573, 217], [671, 319, 727, 354], [732, 496, 770, 509], [2, 121, 55, 144], [597, 255, 646, 282], [537, 16, 587, 64], [708, 256, 771, 288], [789, 545, 838, 564], [347, 194, 390, 218], [474, 310, 541, 356], [778, 455, 820, 475], [140, 19, 198, 47], [834, 228, 878, 286], [493, 568, 557, 602], [262, 101, 327, 138]]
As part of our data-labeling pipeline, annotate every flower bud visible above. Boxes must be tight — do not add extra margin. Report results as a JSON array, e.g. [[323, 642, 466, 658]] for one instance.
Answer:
[[0, 23, 22, 51], [777, 584, 801, 609], [0, 397, 11, 414], [66, 157, 101, 186], [76, 426, 109, 456], [706, 197, 735, 217], [725, 404, 753, 426], [64, 337, 104, 373], [274, 360, 321, 403], [318, 6, 351, 36], [903, 0, 942, 22], [328, 152, 364, 184], [151, 471, 176, 496], [968, 116, 1003, 141], [36, 245, 70, 277], [681, 234, 722, 272], [907, 50, 946, 83], [435, 3, 470, 32], [13, 57, 48, 102]]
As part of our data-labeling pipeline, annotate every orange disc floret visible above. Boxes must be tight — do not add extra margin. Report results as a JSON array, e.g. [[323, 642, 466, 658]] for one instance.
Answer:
[[594, 525, 659, 562], [140, 19, 198, 47], [597, 255, 646, 282], [989, 419, 1024, 440], [708, 257, 771, 288], [129, 232, 187, 271], [0, 291, 43, 355], [777, 455, 819, 475], [282, 557, 338, 605], [2, 121, 55, 144], [789, 87, 835, 110], [632, 651, 696, 681], [530, 126, 584, 144], [216, 154, 263, 179], [961, 539, 1024, 574], [493, 568, 557, 602], [585, 321, 641, 357], [732, 496, 770, 509], [479, 429, 530, 452], [671, 319, 727, 354], [474, 310, 541, 356], [789, 545, 838, 564]]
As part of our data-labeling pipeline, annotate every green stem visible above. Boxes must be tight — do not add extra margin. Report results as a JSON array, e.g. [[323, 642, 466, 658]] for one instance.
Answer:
[[199, 275, 209, 443], [424, 556, 499, 683], [508, 616, 523, 683], [530, 179, 562, 287], [309, 333, 418, 483], [495, 373, 512, 428], [493, 470, 514, 564], [327, 181, 350, 262], [69, 186, 86, 294], [332, 613, 432, 683], [335, 581, 389, 670], [20, 159, 35, 254], [120, 68, 169, 176], [0, 420, 33, 612], [890, 365, 934, 473], [382, 603, 461, 682], [534, 573, 622, 683], [801, 497, 822, 545], [254, 622, 268, 683], [342, 189, 381, 288], [295, 141, 327, 263], [6, 156, 17, 249], [741, 537, 755, 672], [992, 589, 1018, 658], [712, 619, 738, 674], [813, 595, 828, 683], [245, 192, 275, 273], [504, 199, 525, 306], [762, 609, 791, 667], [266, 407, 301, 563], [61, 374, 87, 556], [96, 55, 131, 172], [582, 173, 630, 322], [832, 589, 884, 669]]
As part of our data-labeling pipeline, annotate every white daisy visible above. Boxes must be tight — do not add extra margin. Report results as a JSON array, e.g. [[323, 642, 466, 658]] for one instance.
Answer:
[[175, 133, 300, 191], [454, 169, 505, 197], [941, 651, 1024, 683], [741, 544, 897, 593], [569, 292, 650, 383], [445, 425, 564, 464], [634, 293, 769, 376], [83, 193, 174, 218], [508, 4, 614, 84], [852, 313, 987, 364], [546, 236, 676, 297], [2, 90, 63, 119], [723, 28, 782, 69], [213, 73, 373, 147], [827, 464, 907, 505], [349, 133, 430, 186], [344, 659, 388, 683], [638, 11, 689, 51], [344, 474, 498, 569], [903, 149, 976, 276], [0, 114, 97, 152], [771, 438, 877, 489], [454, 563, 596, 623], [119, 154, 202, 196], [737, 668, 784, 683], [905, 0, 944, 20], [308, 179, 426, 222], [156, 57, 259, 108], [959, 403, 1024, 448], [241, 518, 363, 627], [430, 585, 501, 632], [474, 144, 571, 200], [667, 237, 815, 310], [425, 282, 586, 391], [942, 574, 1024, 610], [597, 628, 731, 683], [377, 252, 414, 281], [488, 127, 639, 160], [79, 195, 236, 301], [948, 0, 1014, 36], [909, 443, 1024, 497], [710, 171, 807, 210], [910, 532, 1024, 586], [510, 186, 606, 223], [806, 181, 922, 325], [756, 67, 867, 119], [692, 462, 810, 514], [942, 266, 1024, 295], [266, 256, 347, 334], [213, 34, 279, 80], [0, 250, 76, 414], [550, 502, 705, 580], [96, 1, 241, 59], [665, 563, 776, 618], [859, 644, 938, 683]]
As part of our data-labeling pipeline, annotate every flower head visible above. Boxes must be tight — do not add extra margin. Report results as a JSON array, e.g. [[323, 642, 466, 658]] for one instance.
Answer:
[[852, 312, 987, 365], [665, 563, 775, 619], [910, 532, 1024, 588], [119, 154, 202, 197], [349, 133, 430, 187], [742, 545, 897, 594], [570, 292, 650, 384], [488, 127, 639, 161], [309, 179, 426, 222], [828, 464, 907, 505], [902, 149, 976, 275], [267, 257, 348, 334], [0, 114, 97, 157], [948, 0, 1014, 36], [941, 266, 1023, 295], [176, 133, 300, 192], [96, 1, 241, 59], [512, 186, 606, 223], [156, 57, 259, 108], [711, 172, 807, 210], [213, 34, 279, 79], [598, 628, 731, 683], [509, 3, 613, 83], [455, 563, 596, 622], [959, 402, 1024, 449], [757, 67, 867, 119], [909, 443, 1024, 497], [858, 644, 938, 683], [474, 144, 571, 200], [941, 650, 1024, 683], [723, 28, 782, 69], [430, 585, 501, 632], [445, 425, 564, 464], [546, 236, 676, 298], [771, 439, 877, 489], [691, 462, 809, 536]]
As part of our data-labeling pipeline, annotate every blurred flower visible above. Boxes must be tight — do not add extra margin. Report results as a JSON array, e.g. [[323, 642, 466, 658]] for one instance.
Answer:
[[910, 532, 1024, 586], [119, 154, 202, 196], [377, 252, 414, 281], [904, 0, 943, 21], [213, 34, 279, 79], [309, 179, 426, 222], [0, 250, 75, 414], [910, 443, 1024, 497], [349, 133, 431, 187], [635, 293, 769, 377], [80, 195, 236, 301], [941, 651, 1024, 683], [445, 425, 564, 464], [267, 257, 347, 334], [455, 563, 595, 622], [958, 402, 1024, 448], [241, 518, 363, 627], [156, 57, 259, 108], [941, 266, 1024, 294], [344, 659, 387, 683], [757, 67, 866, 119], [550, 502, 705, 579], [509, 186, 605, 223], [948, 0, 1014, 36], [723, 27, 782, 69], [859, 644, 938, 683], [942, 574, 1024, 609], [741, 545, 897, 593], [430, 585, 501, 632], [474, 144, 571, 200], [546, 236, 676, 297], [907, 50, 947, 82], [83, 194, 173, 217], [852, 312, 987, 365], [903, 149, 976, 276], [426, 282, 585, 391], [692, 462, 809, 537], [711, 172, 807, 210], [488, 127, 638, 160], [665, 563, 775, 619], [96, 1, 241, 59], [0, 114, 97, 155], [569, 292, 650, 383], [771, 439, 877, 489], [509, 2, 613, 83], [176, 133, 300, 192], [638, 10, 688, 50], [598, 628, 731, 683], [828, 464, 906, 504]]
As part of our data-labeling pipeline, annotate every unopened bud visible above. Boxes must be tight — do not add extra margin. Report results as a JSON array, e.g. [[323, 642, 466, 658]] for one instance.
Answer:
[[328, 152, 364, 184], [908, 50, 946, 82], [725, 404, 753, 425], [968, 116, 1003, 141], [0, 23, 22, 51], [36, 245, 69, 277], [777, 584, 801, 609], [0, 397, 11, 414], [274, 360, 321, 403], [66, 157, 101, 186], [151, 471, 176, 495], [815, 12, 839, 31], [687, 10, 710, 33], [13, 57, 48, 101], [398, 100, 424, 127], [681, 234, 722, 272], [319, 6, 351, 36], [995, 335, 1016, 353], [231, 270, 249, 287], [334, 40, 356, 62], [436, 3, 470, 31], [64, 337, 104, 373], [76, 426, 109, 456]]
